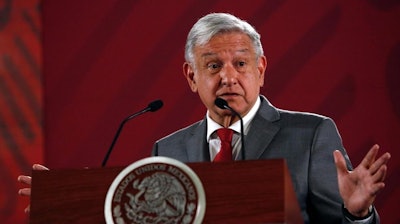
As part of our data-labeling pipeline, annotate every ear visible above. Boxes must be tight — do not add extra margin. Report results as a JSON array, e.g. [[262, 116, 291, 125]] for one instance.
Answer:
[[183, 62, 198, 92], [257, 56, 267, 87]]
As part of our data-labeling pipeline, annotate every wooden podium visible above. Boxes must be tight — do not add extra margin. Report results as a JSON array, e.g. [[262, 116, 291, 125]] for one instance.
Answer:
[[30, 159, 303, 223]]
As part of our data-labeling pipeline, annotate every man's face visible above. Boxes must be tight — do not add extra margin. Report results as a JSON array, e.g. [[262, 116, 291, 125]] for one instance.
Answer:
[[184, 32, 267, 125]]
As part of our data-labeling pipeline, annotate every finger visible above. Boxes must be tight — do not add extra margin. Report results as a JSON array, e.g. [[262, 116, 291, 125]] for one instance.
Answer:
[[371, 164, 388, 183], [33, 164, 49, 170], [360, 144, 379, 168], [369, 181, 386, 196], [380, 164, 388, 182], [333, 150, 348, 175], [24, 205, 30, 214], [369, 152, 391, 175], [17, 175, 32, 185], [18, 188, 31, 196]]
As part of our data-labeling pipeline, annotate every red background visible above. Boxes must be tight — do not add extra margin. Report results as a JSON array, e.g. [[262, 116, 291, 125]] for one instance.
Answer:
[[2, 0, 399, 223]]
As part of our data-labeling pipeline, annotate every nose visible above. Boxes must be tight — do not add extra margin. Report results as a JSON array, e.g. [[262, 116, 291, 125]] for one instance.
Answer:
[[220, 64, 238, 86]]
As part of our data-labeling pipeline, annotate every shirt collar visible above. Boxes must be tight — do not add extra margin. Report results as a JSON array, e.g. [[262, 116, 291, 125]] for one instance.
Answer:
[[206, 96, 261, 142]]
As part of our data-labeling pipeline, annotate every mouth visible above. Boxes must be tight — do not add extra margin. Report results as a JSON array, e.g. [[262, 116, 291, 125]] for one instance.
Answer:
[[218, 93, 240, 100]]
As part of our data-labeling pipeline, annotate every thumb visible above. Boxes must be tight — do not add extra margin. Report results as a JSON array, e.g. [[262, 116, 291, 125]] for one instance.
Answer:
[[333, 150, 348, 175]]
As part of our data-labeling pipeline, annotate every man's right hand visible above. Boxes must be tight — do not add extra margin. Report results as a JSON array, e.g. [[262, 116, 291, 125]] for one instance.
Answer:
[[17, 164, 49, 213]]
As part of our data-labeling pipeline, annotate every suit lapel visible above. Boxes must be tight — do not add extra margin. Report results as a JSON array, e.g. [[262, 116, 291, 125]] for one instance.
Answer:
[[185, 118, 210, 162], [245, 96, 281, 160]]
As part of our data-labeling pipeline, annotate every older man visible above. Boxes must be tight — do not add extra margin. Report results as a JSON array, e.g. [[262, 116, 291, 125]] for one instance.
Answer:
[[152, 13, 390, 223]]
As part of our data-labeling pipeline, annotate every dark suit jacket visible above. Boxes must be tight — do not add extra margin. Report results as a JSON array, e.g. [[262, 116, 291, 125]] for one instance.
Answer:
[[152, 95, 378, 224]]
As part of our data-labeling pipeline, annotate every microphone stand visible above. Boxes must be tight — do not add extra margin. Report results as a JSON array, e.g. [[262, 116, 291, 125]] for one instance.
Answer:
[[215, 98, 246, 160], [101, 100, 163, 167]]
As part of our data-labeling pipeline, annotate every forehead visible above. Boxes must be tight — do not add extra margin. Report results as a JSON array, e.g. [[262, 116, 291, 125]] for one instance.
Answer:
[[193, 32, 255, 59]]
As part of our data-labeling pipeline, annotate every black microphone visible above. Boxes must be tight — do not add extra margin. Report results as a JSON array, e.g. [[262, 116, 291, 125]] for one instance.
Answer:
[[214, 98, 246, 160], [101, 99, 163, 167]]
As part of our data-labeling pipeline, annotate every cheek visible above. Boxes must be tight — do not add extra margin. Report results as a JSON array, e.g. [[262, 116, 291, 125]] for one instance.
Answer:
[[196, 78, 220, 105], [242, 75, 262, 95], [250, 70, 264, 87], [198, 76, 219, 91]]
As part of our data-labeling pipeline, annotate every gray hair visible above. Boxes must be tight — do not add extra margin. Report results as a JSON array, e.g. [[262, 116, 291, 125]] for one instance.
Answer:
[[184, 13, 264, 64]]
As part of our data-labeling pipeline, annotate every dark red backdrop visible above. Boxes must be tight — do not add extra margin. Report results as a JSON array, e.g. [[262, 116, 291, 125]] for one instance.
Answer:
[[43, 1, 400, 223], [3, 0, 400, 223]]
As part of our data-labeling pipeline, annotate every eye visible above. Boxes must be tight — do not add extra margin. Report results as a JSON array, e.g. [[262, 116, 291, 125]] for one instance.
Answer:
[[207, 62, 222, 73], [235, 61, 247, 72]]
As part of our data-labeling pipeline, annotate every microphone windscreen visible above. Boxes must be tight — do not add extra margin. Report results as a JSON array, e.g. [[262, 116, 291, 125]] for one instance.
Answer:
[[215, 98, 228, 109], [148, 100, 163, 112]]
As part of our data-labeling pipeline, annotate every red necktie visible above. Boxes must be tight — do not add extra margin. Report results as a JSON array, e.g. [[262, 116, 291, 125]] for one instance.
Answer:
[[213, 128, 234, 162]]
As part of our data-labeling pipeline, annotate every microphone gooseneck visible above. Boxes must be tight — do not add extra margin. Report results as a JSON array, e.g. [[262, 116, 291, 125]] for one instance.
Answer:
[[214, 98, 246, 160], [101, 99, 163, 167]]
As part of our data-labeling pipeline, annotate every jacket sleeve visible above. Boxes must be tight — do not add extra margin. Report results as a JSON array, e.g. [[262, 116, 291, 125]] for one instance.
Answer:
[[307, 118, 379, 224]]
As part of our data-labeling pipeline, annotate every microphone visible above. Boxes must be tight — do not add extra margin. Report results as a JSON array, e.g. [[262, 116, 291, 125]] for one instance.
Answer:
[[101, 99, 163, 167], [214, 98, 246, 160]]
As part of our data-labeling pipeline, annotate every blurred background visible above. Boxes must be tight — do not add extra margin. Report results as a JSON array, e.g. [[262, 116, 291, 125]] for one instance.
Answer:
[[1, 0, 399, 223]]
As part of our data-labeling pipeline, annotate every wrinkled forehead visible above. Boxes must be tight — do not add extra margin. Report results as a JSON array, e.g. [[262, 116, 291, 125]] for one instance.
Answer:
[[193, 32, 256, 59]]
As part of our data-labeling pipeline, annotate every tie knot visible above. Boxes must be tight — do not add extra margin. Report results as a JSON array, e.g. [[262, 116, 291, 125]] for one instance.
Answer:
[[217, 128, 233, 142]]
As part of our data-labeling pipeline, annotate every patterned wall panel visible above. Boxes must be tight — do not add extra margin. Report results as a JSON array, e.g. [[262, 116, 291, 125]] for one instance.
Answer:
[[0, 0, 42, 223]]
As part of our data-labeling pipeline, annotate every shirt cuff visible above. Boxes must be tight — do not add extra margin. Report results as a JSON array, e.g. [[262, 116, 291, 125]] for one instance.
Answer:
[[342, 204, 374, 224]]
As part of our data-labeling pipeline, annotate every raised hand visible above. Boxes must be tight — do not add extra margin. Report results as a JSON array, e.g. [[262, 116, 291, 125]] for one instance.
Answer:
[[333, 144, 391, 217], [17, 164, 49, 213]]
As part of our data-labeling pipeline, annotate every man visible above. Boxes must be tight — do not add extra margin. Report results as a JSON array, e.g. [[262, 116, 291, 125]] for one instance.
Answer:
[[151, 13, 390, 223], [19, 13, 390, 223]]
